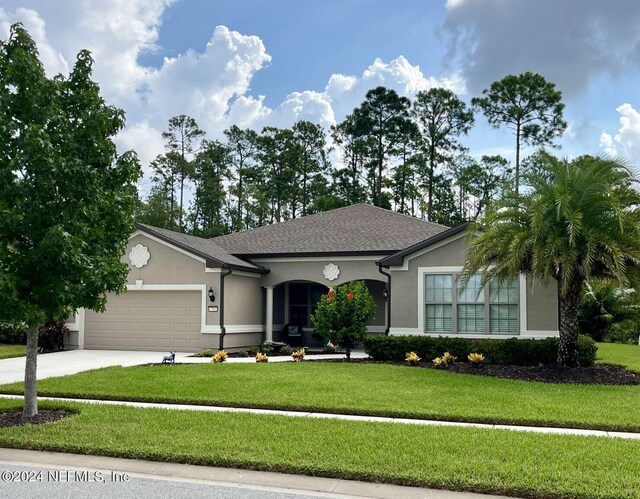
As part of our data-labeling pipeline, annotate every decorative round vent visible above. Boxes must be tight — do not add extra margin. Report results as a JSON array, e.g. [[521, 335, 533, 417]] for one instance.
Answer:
[[129, 244, 150, 269], [323, 263, 340, 281]]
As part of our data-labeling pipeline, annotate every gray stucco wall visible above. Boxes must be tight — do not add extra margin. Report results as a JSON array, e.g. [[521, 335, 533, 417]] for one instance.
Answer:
[[224, 273, 264, 326], [388, 234, 558, 334], [258, 259, 386, 287]]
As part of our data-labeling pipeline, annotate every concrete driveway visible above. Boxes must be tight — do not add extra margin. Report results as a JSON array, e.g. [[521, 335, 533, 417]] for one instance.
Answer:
[[0, 350, 203, 385]]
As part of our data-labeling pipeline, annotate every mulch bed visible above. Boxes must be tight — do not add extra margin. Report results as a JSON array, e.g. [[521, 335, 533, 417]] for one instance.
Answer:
[[311, 358, 640, 385], [0, 410, 74, 429]]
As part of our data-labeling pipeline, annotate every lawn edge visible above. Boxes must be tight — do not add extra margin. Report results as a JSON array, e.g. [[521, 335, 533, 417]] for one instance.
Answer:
[[0, 390, 638, 433]]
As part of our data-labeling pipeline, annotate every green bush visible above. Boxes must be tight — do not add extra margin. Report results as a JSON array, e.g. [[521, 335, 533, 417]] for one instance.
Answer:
[[0, 321, 28, 344], [279, 345, 293, 356], [363, 334, 598, 367], [237, 350, 249, 358], [192, 349, 216, 358]]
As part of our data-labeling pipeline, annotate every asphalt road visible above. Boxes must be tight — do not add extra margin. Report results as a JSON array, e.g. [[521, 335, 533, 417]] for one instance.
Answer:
[[0, 464, 331, 499]]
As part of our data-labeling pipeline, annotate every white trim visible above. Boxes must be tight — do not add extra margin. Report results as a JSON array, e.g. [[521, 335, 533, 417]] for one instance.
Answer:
[[125, 283, 209, 334], [389, 328, 422, 335], [250, 255, 381, 263], [389, 331, 559, 339], [202, 325, 266, 335], [77, 308, 85, 350], [205, 268, 262, 278], [265, 285, 274, 343], [128, 231, 206, 265], [389, 232, 469, 271]]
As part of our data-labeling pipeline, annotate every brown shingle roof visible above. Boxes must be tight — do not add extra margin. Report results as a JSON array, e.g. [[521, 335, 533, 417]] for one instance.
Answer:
[[135, 223, 265, 272], [212, 204, 449, 256]]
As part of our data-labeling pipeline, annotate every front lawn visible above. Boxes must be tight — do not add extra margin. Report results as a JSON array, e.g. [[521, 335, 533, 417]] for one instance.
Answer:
[[2, 362, 639, 431], [0, 344, 26, 360], [0, 398, 638, 498], [597, 342, 640, 372]]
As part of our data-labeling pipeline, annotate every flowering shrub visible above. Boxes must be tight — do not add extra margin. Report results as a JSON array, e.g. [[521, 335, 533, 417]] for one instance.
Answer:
[[291, 348, 306, 362], [405, 351, 421, 366], [38, 320, 69, 352], [211, 350, 228, 363], [256, 352, 268, 363], [311, 281, 376, 359], [468, 352, 486, 365]]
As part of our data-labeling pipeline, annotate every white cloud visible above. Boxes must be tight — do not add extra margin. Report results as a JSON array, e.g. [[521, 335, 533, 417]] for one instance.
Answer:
[[600, 103, 640, 166], [1, 1, 467, 189]]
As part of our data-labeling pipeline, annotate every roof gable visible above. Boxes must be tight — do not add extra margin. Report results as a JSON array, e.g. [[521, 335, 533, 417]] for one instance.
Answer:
[[212, 204, 449, 256], [135, 224, 265, 273]]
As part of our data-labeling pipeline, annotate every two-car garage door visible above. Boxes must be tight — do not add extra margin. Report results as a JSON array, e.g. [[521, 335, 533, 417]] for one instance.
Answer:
[[84, 291, 203, 352]]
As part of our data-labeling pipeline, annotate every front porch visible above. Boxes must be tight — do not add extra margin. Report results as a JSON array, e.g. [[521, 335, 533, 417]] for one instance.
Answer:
[[263, 279, 388, 348]]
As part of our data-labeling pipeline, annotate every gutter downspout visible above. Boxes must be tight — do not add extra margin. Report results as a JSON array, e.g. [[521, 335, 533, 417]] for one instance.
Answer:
[[377, 263, 391, 335], [218, 267, 233, 350]]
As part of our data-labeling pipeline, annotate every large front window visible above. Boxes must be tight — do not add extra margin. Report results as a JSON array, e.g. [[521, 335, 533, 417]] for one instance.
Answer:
[[424, 273, 519, 334], [288, 283, 327, 327]]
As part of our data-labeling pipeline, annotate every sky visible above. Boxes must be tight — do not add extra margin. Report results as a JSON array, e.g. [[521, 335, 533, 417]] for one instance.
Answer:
[[2, 0, 640, 192]]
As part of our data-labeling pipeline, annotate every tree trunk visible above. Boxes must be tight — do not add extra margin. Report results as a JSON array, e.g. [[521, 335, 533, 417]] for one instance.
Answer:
[[23, 326, 39, 419], [515, 124, 521, 195], [345, 342, 351, 360], [557, 282, 581, 367]]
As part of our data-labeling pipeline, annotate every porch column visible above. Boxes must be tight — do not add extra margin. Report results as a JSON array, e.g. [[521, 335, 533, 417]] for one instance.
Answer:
[[265, 286, 274, 343]]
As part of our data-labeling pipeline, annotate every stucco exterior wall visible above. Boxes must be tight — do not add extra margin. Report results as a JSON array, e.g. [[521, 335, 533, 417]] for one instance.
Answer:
[[224, 273, 264, 326], [257, 258, 387, 288], [388, 234, 558, 335]]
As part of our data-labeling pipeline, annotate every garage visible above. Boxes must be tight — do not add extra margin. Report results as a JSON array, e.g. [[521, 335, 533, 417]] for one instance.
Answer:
[[84, 290, 203, 352]]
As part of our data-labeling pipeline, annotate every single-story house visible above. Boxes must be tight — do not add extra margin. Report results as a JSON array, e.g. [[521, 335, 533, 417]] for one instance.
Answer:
[[65, 203, 558, 352]]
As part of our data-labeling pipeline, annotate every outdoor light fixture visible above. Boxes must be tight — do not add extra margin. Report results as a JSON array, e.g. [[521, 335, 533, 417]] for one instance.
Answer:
[[208, 286, 215, 303], [382, 288, 389, 301]]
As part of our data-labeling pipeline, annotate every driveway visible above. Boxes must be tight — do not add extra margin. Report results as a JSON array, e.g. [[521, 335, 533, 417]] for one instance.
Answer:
[[0, 350, 202, 385]]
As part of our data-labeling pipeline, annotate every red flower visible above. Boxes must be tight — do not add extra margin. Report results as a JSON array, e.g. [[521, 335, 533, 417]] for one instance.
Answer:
[[328, 290, 334, 297], [347, 293, 354, 300]]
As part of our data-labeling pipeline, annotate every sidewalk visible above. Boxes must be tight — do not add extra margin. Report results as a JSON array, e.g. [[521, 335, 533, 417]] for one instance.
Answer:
[[1, 393, 637, 440], [0, 448, 508, 499]]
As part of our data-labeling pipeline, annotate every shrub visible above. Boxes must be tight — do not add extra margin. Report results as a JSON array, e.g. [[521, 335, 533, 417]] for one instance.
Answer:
[[38, 321, 69, 352], [211, 350, 228, 363], [0, 321, 28, 344], [405, 351, 421, 366], [291, 348, 306, 362], [248, 345, 261, 356], [256, 352, 268, 363], [363, 334, 598, 367], [237, 350, 249, 358], [433, 351, 456, 368], [192, 349, 216, 358], [468, 352, 486, 365], [311, 281, 376, 359], [280, 345, 293, 356], [322, 344, 337, 354]]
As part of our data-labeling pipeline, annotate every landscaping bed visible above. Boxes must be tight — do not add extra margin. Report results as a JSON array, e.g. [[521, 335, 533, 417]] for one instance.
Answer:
[[0, 409, 74, 428], [312, 358, 640, 385]]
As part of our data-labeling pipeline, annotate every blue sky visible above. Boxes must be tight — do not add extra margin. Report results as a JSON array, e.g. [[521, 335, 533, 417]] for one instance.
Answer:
[[2, 0, 640, 183]]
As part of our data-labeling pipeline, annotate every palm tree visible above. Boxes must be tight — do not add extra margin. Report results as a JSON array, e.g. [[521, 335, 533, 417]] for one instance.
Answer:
[[462, 154, 640, 366]]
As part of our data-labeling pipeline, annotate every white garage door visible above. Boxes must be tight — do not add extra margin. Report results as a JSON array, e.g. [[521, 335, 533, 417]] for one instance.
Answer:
[[84, 291, 203, 352]]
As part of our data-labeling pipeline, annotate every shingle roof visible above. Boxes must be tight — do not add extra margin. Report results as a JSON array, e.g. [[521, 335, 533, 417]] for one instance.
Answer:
[[211, 204, 449, 256], [135, 223, 265, 272]]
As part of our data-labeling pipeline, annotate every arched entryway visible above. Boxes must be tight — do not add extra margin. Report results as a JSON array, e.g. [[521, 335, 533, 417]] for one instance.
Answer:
[[266, 279, 387, 348]]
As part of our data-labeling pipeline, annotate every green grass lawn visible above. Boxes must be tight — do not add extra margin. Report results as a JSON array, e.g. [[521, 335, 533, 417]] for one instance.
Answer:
[[597, 342, 640, 372], [0, 344, 26, 360], [0, 398, 638, 499], [2, 362, 640, 432]]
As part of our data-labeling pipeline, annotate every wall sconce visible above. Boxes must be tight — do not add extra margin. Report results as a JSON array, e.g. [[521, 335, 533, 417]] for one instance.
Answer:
[[208, 286, 215, 303], [382, 288, 389, 301]]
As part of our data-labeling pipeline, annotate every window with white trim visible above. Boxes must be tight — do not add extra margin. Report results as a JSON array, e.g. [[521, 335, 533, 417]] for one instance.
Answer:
[[424, 274, 519, 334]]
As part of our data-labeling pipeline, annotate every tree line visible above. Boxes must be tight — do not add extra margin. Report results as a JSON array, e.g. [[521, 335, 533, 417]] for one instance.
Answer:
[[137, 72, 567, 235]]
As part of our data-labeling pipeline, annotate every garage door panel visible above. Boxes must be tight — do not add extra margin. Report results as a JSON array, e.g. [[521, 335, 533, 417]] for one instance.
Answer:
[[84, 291, 203, 352]]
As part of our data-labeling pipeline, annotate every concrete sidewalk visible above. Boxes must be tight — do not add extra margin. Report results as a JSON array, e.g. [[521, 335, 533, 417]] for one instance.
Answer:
[[1, 393, 638, 440], [0, 448, 508, 499]]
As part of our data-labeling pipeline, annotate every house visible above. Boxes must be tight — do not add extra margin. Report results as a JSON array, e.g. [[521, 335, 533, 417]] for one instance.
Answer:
[[65, 204, 558, 351]]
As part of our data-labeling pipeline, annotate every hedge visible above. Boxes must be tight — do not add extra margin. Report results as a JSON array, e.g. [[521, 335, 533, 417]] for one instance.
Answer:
[[362, 334, 597, 367]]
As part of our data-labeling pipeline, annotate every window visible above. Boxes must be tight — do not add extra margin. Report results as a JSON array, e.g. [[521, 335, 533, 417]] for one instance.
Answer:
[[425, 274, 452, 332], [424, 273, 519, 334], [489, 278, 519, 334], [288, 283, 327, 327]]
